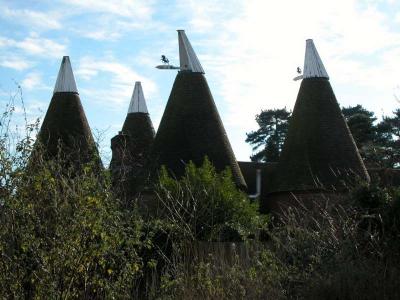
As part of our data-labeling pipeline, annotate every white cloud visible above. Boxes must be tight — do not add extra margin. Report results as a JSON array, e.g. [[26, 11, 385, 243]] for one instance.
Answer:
[[21, 72, 51, 91], [76, 56, 157, 108], [0, 55, 32, 70], [22, 73, 41, 90], [77, 29, 122, 41], [176, 0, 237, 33], [69, 8, 167, 41], [0, 6, 61, 30], [0, 33, 67, 58], [62, 0, 154, 19]]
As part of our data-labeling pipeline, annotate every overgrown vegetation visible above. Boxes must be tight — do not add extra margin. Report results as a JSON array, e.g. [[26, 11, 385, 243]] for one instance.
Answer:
[[155, 159, 263, 242], [154, 183, 400, 299], [1, 94, 399, 299], [0, 98, 145, 298]]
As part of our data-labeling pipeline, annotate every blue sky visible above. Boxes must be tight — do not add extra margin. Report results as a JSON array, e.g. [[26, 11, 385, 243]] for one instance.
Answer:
[[1, 0, 400, 164]]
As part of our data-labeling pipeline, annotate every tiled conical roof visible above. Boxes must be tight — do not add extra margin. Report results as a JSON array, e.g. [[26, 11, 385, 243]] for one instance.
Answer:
[[53, 56, 78, 94], [270, 40, 369, 193], [110, 82, 155, 198], [303, 39, 329, 79], [151, 30, 245, 189], [127, 81, 148, 113], [151, 72, 246, 189], [177, 30, 204, 73], [122, 81, 155, 150], [36, 56, 101, 169]]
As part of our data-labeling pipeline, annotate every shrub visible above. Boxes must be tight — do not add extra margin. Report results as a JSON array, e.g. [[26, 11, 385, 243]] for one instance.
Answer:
[[155, 158, 263, 242], [159, 247, 287, 300], [0, 149, 145, 298], [0, 100, 144, 298], [351, 182, 391, 210], [268, 190, 400, 299]]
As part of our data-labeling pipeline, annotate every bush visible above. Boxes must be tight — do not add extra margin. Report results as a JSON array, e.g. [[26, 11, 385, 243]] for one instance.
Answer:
[[0, 100, 144, 298], [147, 159, 277, 299], [351, 183, 400, 235], [155, 158, 263, 242], [0, 150, 145, 298], [159, 247, 287, 300], [267, 189, 400, 299], [351, 183, 391, 210]]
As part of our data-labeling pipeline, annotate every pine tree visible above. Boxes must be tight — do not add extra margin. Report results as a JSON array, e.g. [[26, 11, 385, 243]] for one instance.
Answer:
[[246, 108, 291, 162]]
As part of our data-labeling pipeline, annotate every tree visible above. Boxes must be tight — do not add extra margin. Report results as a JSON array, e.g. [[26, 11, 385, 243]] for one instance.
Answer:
[[379, 109, 400, 140], [246, 108, 291, 162], [342, 105, 377, 148], [341, 105, 400, 168], [375, 109, 400, 168]]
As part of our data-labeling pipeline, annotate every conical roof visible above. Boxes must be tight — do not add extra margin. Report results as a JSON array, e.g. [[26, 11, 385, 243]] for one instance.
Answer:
[[152, 32, 246, 188], [127, 81, 148, 113], [36, 56, 101, 168], [152, 72, 246, 189], [53, 56, 78, 93], [271, 40, 369, 192], [110, 82, 155, 199], [121, 81, 155, 155], [303, 39, 329, 79], [177, 30, 204, 73]]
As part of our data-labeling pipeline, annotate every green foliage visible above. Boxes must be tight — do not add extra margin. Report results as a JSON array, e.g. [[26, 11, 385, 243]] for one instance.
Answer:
[[343, 105, 400, 168], [155, 187, 400, 299], [351, 182, 391, 210], [159, 247, 287, 300], [156, 158, 263, 241], [264, 194, 399, 299], [342, 104, 377, 146], [246, 108, 291, 162], [0, 99, 144, 298], [376, 109, 400, 168], [0, 153, 144, 298], [386, 188, 400, 233], [351, 183, 400, 235]]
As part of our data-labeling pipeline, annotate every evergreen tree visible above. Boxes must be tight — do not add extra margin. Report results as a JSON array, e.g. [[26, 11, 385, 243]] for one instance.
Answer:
[[246, 108, 291, 162], [341, 105, 400, 168], [342, 105, 377, 147], [376, 109, 400, 168], [341, 104, 400, 168]]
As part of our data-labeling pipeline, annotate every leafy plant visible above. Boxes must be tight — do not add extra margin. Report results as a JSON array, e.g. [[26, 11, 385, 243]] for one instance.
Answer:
[[155, 158, 263, 242]]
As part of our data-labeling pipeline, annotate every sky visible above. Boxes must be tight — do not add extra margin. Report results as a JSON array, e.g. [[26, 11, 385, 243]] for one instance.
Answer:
[[1, 0, 400, 164]]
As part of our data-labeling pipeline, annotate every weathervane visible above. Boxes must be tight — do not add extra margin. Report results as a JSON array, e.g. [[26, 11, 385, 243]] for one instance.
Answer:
[[156, 54, 180, 70], [161, 55, 169, 64], [156, 30, 205, 73], [293, 66, 303, 81]]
